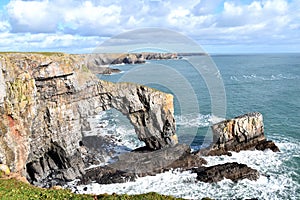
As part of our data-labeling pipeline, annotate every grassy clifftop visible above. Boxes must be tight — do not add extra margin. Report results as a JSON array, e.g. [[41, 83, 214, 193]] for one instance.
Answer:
[[0, 178, 183, 200], [0, 52, 182, 199]]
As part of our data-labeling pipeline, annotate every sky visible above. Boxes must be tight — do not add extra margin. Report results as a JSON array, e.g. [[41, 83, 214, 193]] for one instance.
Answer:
[[0, 0, 299, 54]]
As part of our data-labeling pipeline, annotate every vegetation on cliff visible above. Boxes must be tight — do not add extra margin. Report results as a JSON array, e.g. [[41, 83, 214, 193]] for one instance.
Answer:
[[0, 178, 184, 200]]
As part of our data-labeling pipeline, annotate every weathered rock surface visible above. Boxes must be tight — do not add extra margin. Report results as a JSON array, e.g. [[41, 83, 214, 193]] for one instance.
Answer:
[[85, 53, 145, 67], [84, 53, 177, 74], [198, 112, 280, 156], [192, 162, 260, 183], [77, 112, 279, 185], [140, 52, 177, 60], [80, 135, 118, 168], [89, 67, 121, 75], [80, 144, 207, 184], [0, 53, 280, 189], [0, 53, 177, 187], [78, 143, 260, 185]]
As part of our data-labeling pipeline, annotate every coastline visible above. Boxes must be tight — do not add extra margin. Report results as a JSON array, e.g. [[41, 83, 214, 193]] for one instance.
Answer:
[[0, 52, 297, 200]]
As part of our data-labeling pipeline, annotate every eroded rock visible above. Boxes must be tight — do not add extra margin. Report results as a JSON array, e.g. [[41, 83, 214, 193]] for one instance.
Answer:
[[84, 53, 177, 75], [198, 112, 280, 156], [101, 81, 177, 150], [80, 144, 207, 185], [0, 53, 280, 188], [192, 162, 260, 183], [0, 53, 177, 187]]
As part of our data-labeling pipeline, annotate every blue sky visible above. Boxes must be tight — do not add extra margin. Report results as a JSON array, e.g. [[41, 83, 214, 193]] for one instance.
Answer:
[[0, 0, 299, 54]]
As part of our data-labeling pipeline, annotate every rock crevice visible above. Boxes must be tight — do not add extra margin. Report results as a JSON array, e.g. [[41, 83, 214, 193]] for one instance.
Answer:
[[198, 112, 280, 156], [0, 53, 177, 187], [0, 53, 280, 188]]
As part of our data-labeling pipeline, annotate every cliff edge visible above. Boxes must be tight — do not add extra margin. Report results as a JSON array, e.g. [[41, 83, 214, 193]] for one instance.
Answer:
[[0, 53, 177, 187]]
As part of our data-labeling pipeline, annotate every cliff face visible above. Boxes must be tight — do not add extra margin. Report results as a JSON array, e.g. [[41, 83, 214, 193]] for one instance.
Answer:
[[0, 53, 177, 186], [199, 112, 279, 156], [84, 53, 177, 74]]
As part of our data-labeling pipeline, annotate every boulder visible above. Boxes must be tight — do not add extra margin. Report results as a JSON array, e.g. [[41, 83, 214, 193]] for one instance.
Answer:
[[192, 162, 259, 183]]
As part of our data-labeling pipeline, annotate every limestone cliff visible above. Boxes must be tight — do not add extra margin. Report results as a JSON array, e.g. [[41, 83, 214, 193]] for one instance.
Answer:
[[198, 112, 279, 156], [79, 112, 279, 186], [83, 53, 177, 74], [0, 53, 177, 186]]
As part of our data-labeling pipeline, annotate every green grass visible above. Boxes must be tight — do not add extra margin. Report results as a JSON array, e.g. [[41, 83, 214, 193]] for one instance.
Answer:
[[0, 178, 184, 200], [0, 52, 64, 56]]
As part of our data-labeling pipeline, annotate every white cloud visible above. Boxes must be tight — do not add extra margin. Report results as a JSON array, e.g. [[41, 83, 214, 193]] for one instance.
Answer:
[[264, 0, 288, 14], [7, 0, 59, 33], [167, 7, 191, 25], [223, 2, 243, 16], [63, 2, 122, 34], [0, 20, 10, 32], [126, 16, 144, 27], [167, 6, 215, 30], [0, 31, 103, 53], [6, 0, 122, 35], [202, 0, 297, 45], [192, 0, 224, 15], [0, 0, 299, 53]]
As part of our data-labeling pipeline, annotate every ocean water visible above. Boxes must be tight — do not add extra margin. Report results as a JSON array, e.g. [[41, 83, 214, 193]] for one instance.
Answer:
[[74, 54, 300, 199]]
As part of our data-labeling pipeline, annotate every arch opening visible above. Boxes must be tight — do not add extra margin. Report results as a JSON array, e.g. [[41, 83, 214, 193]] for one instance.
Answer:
[[80, 108, 145, 167]]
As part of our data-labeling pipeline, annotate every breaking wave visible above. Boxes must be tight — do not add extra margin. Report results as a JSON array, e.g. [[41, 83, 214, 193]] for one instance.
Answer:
[[175, 114, 224, 128], [230, 74, 299, 82], [71, 136, 300, 200]]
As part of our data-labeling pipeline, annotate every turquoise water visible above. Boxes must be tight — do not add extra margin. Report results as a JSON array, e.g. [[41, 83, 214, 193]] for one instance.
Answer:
[[95, 54, 300, 199]]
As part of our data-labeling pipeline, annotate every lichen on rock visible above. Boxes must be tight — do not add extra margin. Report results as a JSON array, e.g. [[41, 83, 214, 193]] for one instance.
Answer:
[[0, 53, 177, 187]]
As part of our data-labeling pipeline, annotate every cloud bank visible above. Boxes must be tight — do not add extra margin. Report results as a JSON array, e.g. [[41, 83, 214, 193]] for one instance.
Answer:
[[0, 0, 299, 53]]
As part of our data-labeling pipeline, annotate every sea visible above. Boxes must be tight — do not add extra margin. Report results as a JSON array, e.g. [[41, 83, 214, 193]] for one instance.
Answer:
[[71, 54, 300, 199]]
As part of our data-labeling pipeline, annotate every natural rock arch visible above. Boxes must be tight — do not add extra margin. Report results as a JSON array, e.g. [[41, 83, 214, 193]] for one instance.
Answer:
[[100, 81, 178, 150], [0, 53, 177, 186]]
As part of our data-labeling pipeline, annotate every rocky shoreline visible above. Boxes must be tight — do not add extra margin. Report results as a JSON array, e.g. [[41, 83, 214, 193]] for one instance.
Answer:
[[74, 112, 278, 188], [0, 53, 280, 193], [0, 52, 177, 187], [84, 53, 178, 74]]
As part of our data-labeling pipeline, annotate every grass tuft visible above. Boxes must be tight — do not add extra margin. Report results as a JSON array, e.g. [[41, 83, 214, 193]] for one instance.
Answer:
[[0, 178, 184, 200], [0, 52, 64, 56]]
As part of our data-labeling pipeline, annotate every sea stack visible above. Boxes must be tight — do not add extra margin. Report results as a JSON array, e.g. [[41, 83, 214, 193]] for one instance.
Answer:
[[199, 112, 280, 156]]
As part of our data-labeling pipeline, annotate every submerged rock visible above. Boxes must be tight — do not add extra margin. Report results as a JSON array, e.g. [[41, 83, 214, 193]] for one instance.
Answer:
[[255, 140, 280, 152], [78, 143, 260, 185], [192, 162, 259, 183], [198, 112, 280, 156], [0, 53, 280, 188], [80, 144, 207, 184]]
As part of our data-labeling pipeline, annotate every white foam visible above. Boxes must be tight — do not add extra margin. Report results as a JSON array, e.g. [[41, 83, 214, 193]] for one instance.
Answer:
[[80, 110, 145, 167], [111, 63, 125, 66], [71, 137, 300, 200], [83, 110, 144, 149], [230, 74, 299, 82], [77, 109, 299, 199], [175, 113, 212, 128]]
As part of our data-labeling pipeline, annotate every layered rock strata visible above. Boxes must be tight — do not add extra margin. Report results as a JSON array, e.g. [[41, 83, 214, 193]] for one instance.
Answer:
[[78, 112, 274, 185], [0, 53, 280, 189], [80, 144, 207, 184], [0, 53, 177, 187], [83, 53, 177, 74], [198, 112, 279, 156]]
